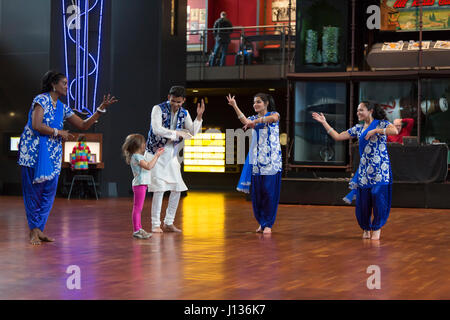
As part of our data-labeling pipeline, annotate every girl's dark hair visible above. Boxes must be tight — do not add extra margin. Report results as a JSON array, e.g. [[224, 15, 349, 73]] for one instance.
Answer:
[[360, 100, 387, 120], [122, 134, 146, 164], [77, 135, 87, 142], [41, 70, 66, 94], [254, 93, 277, 112]]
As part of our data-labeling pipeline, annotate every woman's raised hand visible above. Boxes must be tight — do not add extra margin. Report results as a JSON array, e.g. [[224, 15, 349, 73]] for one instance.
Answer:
[[312, 112, 327, 124], [98, 93, 119, 111], [226, 94, 237, 108]]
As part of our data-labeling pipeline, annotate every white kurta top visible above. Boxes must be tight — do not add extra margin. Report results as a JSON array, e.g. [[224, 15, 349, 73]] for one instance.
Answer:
[[143, 105, 202, 192]]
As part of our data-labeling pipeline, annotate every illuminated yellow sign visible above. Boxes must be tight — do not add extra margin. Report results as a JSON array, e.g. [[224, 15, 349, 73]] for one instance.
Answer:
[[184, 132, 226, 173]]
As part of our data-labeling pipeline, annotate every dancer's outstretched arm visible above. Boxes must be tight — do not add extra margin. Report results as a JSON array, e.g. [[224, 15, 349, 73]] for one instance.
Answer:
[[226, 94, 251, 126], [312, 112, 351, 141], [67, 94, 118, 131], [243, 112, 280, 130]]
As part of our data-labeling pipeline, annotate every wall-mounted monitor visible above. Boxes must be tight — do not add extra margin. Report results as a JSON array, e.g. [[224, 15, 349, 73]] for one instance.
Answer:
[[10, 136, 20, 151], [3, 133, 21, 156]]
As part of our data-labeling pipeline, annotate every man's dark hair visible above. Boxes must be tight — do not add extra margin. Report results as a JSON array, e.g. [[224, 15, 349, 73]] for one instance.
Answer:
[[168, 86, 186, 98]]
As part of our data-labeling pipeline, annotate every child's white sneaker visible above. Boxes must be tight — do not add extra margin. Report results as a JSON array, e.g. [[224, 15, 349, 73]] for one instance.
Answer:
[[133, 229, 151, 239]]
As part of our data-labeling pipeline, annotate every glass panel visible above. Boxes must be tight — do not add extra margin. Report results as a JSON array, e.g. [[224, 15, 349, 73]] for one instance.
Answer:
[[187, 1, 207, 51], [421, 79, 450, 151], [294, 82, 347, 164], [359, 81, 417, 127], [295, 0, 349, 72]]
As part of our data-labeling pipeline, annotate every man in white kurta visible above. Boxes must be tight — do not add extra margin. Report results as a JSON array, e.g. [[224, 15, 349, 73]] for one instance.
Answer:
[[144, 87, 204, 233]]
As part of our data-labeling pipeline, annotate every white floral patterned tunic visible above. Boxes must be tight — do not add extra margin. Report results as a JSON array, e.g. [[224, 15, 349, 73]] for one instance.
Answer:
[[248, 111, 282, 176], [18, 93, 74, 177], [347, 120, 393, 188]]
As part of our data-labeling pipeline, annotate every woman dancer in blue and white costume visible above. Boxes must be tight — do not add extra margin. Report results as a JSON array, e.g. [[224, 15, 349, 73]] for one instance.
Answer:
[[312, 101, 398, 240], [18, 70, 118, 245], [227, 93, 282, 234]]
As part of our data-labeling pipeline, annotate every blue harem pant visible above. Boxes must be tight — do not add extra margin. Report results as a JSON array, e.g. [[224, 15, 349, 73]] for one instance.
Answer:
[[250, 172, 282, 229], [21, 166, 59, 231], [355, 184, 392, 231]]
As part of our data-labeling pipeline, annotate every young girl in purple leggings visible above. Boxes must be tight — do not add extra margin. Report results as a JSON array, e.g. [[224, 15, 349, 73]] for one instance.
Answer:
[[122, 134, 163, 239]]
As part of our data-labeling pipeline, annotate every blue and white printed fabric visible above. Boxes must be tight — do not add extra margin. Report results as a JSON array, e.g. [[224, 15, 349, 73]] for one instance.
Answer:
[[18, 93, 74, 183], [344, 119, 393, 203], [248, 111, 282, 176], [146, 101, 187, 154]]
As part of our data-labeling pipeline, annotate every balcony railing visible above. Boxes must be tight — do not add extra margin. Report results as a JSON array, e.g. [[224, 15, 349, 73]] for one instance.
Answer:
[[187, 25, 296, 81]]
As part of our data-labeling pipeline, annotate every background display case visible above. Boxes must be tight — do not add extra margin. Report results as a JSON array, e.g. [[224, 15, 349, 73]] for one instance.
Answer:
[[359, 80, 418, 126], [421, 79, 450, 150], [295, 0, 349, 72], [293, 81, 347, 164]]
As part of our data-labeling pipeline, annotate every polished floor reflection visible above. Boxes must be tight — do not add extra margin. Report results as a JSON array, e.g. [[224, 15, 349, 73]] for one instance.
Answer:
[[0, 192, 449, 299]]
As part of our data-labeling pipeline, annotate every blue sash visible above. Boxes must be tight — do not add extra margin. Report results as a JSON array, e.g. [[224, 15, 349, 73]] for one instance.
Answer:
[[343, 119, 380, 204], [236, 117, 262, 193], [237, 153, 252, 193], [33, 96, 63, 184]]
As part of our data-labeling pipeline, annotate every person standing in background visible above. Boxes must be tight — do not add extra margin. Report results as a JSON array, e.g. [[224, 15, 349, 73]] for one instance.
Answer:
[[208, 11, 233, 67]]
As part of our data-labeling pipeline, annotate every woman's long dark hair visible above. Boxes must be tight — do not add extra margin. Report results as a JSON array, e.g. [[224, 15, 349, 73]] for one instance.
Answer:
[[254, 93, 277, 112], [40, 70, 66, 94], [361, 100, 387, 120]]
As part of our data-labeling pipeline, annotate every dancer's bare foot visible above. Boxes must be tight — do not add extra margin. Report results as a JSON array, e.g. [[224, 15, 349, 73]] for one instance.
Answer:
[[371, 229, 381, 240], [163, 224, 182, 233], [29, 229, 41, 245], [263, 227, 272, 234], [38, 230, 55, 242], [152, 227, 163, 233], [256, 226, 262, 233], [362, 230, 371, 239]]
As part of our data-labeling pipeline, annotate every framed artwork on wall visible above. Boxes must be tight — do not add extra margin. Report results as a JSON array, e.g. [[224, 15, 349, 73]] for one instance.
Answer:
[[272, 0, 296, 22]]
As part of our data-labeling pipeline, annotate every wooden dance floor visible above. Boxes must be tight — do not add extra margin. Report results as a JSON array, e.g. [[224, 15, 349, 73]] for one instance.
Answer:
[[0, 192, 449, 300]]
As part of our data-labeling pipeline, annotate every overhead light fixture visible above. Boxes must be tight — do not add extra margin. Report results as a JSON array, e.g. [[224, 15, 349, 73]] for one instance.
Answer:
[[9, 112, 15, 117], [192, 89, 199, 93], [268, 88, 275, 91]]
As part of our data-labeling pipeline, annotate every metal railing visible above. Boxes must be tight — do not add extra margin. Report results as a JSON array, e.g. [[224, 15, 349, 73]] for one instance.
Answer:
[[186, 24, 296, 80]]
